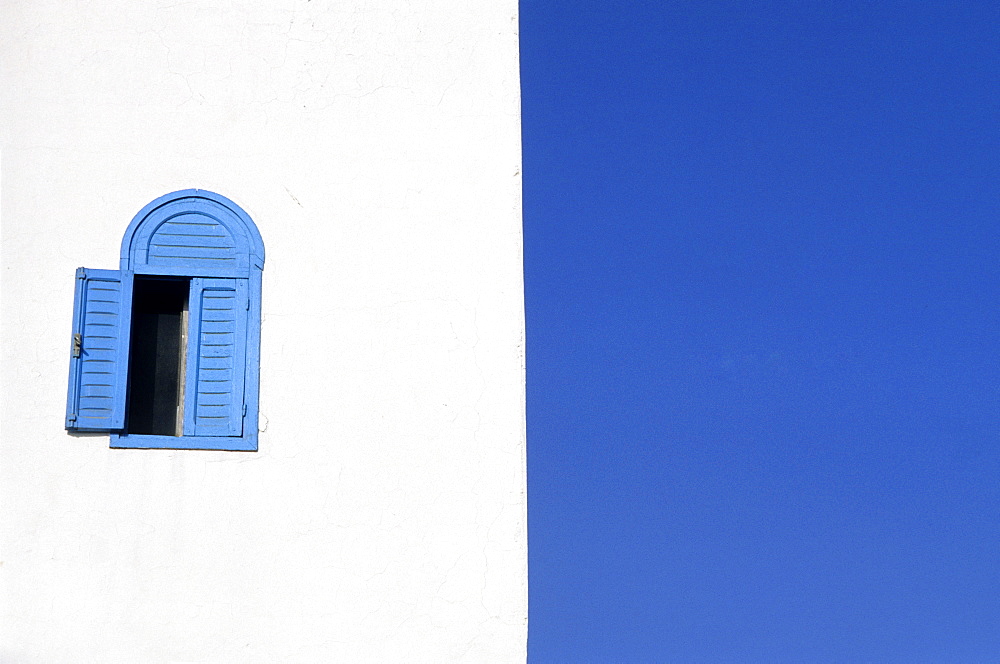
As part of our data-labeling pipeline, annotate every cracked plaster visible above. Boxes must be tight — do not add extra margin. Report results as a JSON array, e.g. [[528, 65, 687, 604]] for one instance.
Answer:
[[0, 0, 526, 661]]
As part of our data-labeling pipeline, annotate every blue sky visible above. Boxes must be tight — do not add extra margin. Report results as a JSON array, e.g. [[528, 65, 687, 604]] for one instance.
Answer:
[[521, 1, 1000, 660]]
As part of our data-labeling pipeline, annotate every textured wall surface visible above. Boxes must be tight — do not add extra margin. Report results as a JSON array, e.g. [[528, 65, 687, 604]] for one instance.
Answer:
[[0, 1, 525, 660]]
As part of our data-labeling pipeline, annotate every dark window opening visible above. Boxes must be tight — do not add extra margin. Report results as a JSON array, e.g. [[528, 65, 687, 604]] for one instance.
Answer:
[[126, 277, 189, 435]]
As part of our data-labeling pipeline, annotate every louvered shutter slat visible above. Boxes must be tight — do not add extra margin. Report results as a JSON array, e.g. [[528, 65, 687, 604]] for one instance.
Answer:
[[65, 268, 131, 431], [185, 277, 248, 437]]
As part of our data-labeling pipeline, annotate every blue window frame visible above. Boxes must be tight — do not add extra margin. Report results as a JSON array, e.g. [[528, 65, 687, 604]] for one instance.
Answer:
[[65, 190, 264, 451]]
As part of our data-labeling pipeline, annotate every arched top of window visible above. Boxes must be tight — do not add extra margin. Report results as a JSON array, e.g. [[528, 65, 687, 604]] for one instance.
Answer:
[[120, 189, 265, 277]]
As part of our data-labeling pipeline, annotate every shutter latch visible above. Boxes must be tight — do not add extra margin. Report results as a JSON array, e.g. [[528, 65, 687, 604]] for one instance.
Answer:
[[72, 333, 82, 358]]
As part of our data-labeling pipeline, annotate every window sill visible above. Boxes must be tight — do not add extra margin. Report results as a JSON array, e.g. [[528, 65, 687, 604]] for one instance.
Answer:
[[110, 433, 257, 451]]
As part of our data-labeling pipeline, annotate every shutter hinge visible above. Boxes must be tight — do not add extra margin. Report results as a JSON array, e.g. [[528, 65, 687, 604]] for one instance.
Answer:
[[243, 404, 247, 418], [72, 333, 82, 358], [68, 413, 77, 423], [76, 267, 86, 279], [246, 296, 250, 311]]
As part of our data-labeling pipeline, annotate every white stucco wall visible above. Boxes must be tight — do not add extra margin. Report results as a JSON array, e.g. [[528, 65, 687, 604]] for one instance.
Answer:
[[0, 1, 526, 661]]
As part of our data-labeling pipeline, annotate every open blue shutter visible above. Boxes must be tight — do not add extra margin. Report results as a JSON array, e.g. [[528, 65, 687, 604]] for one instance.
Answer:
[[65, 268, 131, 431], [184, 278, 248, 437]]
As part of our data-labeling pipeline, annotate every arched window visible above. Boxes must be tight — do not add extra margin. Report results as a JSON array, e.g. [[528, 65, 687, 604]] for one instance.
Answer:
[[65, 190, 264, 451]]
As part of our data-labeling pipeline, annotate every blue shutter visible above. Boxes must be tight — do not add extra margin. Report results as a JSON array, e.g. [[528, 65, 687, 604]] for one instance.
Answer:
[[184, 278, 248, 437], [65, 268, 131, 431]]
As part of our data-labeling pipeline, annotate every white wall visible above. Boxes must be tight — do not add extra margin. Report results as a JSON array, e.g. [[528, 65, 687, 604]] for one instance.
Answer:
[[0, 1, 526, 661]]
